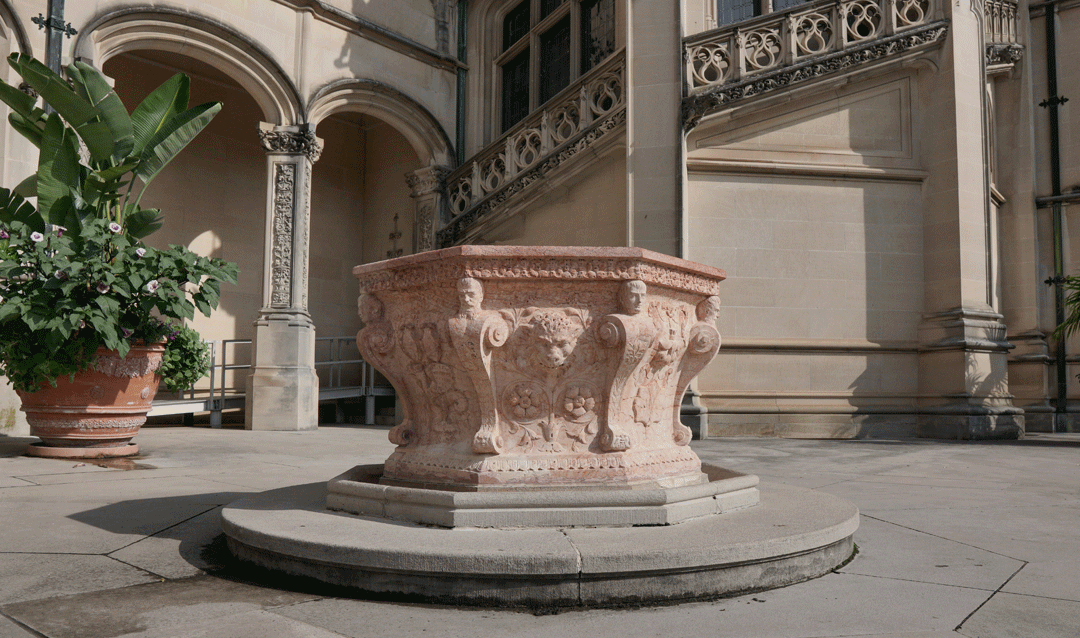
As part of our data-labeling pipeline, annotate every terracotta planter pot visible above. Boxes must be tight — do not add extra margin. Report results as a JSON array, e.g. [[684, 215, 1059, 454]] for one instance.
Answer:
[[16, 344, 165, 459]]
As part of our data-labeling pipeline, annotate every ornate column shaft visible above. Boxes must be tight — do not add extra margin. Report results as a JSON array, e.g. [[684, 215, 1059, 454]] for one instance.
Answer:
[[245, 123, 324, 431], [406, 166, 451, 253]]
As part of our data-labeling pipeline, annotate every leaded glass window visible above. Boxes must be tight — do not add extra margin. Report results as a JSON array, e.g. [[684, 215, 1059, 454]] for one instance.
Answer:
[[497, 0, 619, 133], [717, 0, 761, 26]]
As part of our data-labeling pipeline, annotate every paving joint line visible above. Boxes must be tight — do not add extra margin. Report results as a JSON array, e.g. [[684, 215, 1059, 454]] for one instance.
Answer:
[[106, 504, 223, 555], [0, 610, 49, 638], [105, 554, 169, 581], [831, 570, 1000, 592], [954, 561, 1028, 631], [861, 514, 1027, 561]]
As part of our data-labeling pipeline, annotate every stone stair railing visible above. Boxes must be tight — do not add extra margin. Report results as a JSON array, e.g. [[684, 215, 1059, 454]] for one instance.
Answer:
[[438, 51, 626, 247], [683, 0, 948, 128]]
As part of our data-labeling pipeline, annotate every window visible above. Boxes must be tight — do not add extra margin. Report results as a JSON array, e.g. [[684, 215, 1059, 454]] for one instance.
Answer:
[[498, 0, 617, 132], [716, 0, 808, 27]]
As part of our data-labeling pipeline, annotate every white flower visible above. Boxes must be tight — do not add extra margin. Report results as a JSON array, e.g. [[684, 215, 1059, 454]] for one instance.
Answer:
[[135, 247, 147, 258], [146, 279, 160, 293], [108, 222, 122, 233], [29, 231, 44, 242]]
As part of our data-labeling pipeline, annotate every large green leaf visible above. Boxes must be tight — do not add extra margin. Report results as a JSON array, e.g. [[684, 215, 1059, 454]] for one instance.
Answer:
[[124, 207, 163, 239], [72, 119, 116, 164], [36, 114, 83, 224], [7, 54, 97, 128], [135, 101, 221, 187], [68, 61, 134, 161], [0, 78, 38, 119], [0, 187, 42, 229], [8, 112, 44, 148], [130, 73, 189, 156], [12, 173, 36, 198]]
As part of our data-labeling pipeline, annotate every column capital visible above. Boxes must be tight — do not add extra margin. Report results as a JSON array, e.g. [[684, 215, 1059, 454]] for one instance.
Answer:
[[257, 122, 323, 163], [405, 165, 452, 197]]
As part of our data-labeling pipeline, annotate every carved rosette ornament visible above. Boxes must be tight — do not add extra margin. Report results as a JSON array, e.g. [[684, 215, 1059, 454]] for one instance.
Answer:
[[354, 247, 726, 490]]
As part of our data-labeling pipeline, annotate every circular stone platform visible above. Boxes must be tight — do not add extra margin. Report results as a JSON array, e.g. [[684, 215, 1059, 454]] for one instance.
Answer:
[[221, 480, 858, 608]]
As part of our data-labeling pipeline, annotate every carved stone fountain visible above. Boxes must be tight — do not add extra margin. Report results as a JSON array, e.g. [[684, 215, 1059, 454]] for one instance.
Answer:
[[222, 247, 858, 608]]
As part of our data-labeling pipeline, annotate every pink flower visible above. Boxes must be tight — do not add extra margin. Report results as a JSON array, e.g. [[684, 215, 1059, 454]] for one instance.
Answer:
[[146, 279, 160, 293], [96, 282, 109, 293], [30, 231, 44, 242], [108, 222, 122, 234], [135, 247, 146, 258]]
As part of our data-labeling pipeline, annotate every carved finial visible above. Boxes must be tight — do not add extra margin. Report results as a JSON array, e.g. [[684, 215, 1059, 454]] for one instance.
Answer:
[[618, 280, 647, 315]]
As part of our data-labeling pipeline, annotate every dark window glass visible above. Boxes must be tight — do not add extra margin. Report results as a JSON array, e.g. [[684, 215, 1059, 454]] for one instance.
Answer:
[[771, 0, 805, 11], [581, 0, 616, 73], [502, 50, 530, 131], [540, 0, 565, 20], [503, 0, 531, 50], [539, 17, 571, 103], [717, 0, 760, 26]]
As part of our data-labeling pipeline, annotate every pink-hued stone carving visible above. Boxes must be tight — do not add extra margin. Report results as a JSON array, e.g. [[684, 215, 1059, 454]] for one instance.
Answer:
[[353, 246, 725, 490]]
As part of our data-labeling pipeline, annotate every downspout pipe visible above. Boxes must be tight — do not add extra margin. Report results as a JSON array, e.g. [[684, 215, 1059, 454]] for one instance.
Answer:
[[456, 1, 468, 168], [1040, 3, 1069, 432]]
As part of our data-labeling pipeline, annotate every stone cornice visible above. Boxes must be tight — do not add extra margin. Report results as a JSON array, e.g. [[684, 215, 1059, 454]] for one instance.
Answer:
[[683, 21, 950, 131]]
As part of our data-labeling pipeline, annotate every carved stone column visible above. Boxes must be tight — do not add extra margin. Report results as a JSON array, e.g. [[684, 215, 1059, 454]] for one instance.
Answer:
[[245, 123, 323, 431], [405, 166, 450, 253]]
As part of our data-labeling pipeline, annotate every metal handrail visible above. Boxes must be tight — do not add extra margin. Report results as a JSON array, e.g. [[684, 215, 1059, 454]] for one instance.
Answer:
[[154, 334, 389, 426]]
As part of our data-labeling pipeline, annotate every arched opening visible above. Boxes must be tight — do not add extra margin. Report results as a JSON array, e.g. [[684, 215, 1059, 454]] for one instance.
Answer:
[[103, 50, 266, 402], [309, 112, 421, 420]]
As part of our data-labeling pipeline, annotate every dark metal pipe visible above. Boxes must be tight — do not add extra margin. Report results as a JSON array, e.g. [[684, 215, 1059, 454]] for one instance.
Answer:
[[1043, 4, 1068, 432], [456, 1, 468, 167], [1036, 192, 1080, 208]]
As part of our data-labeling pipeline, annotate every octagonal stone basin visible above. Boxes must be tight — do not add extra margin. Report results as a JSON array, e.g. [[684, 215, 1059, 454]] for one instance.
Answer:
[[350, 246, 727, 493]]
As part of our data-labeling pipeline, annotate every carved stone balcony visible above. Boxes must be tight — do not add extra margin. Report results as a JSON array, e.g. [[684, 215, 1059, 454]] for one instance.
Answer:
[[985, 0, 1022, 70], [438, 52, 626, 248], [683, 0, 948, 129]]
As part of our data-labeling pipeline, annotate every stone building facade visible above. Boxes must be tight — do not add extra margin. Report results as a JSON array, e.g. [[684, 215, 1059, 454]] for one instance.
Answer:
[[0, 0, 1076, 439]]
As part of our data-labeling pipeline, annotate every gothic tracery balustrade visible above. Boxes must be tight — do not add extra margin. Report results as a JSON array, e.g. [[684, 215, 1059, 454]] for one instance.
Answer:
[[984, 0, 1018, 45], [440, 52, 626, 246], [686, 0, 936, 92]]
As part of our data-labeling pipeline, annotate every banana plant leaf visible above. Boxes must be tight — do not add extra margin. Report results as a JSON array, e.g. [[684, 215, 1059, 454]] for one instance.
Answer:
[[130, 73, 190, 157]]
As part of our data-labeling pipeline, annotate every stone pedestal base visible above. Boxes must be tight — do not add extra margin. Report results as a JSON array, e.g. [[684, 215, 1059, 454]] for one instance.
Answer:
[[222, 477, 858, 609], [245, 313, 319, 431], [326, 463, 759, 528]]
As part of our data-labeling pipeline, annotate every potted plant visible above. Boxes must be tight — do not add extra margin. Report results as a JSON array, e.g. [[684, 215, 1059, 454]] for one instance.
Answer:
[[0, 54, 237, 458]]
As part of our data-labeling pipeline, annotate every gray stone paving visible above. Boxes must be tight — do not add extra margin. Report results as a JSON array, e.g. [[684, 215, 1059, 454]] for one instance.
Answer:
[[1, 426, 1078, 637]]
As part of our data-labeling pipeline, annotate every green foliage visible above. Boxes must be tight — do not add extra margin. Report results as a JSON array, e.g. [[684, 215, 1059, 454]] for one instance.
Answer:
[[0, 217, 237, 391], [0, 53, 222, 239], [1055, 276, 1080, 343], [0, 55, 236, 392], [158, 323, 211, 393]]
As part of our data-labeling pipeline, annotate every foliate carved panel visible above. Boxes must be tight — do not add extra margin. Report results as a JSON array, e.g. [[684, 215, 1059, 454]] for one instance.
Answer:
[[354, 248, 726, 489], [270, 163, 295, 308]]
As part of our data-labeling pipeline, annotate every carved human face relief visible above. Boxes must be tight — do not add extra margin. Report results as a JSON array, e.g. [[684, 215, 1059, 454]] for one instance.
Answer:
[[618, 280, 647, 315]]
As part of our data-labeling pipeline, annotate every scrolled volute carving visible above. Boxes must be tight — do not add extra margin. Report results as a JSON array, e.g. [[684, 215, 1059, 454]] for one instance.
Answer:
[[670, 296, 723, 446], [447, 278, 510, 454]]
